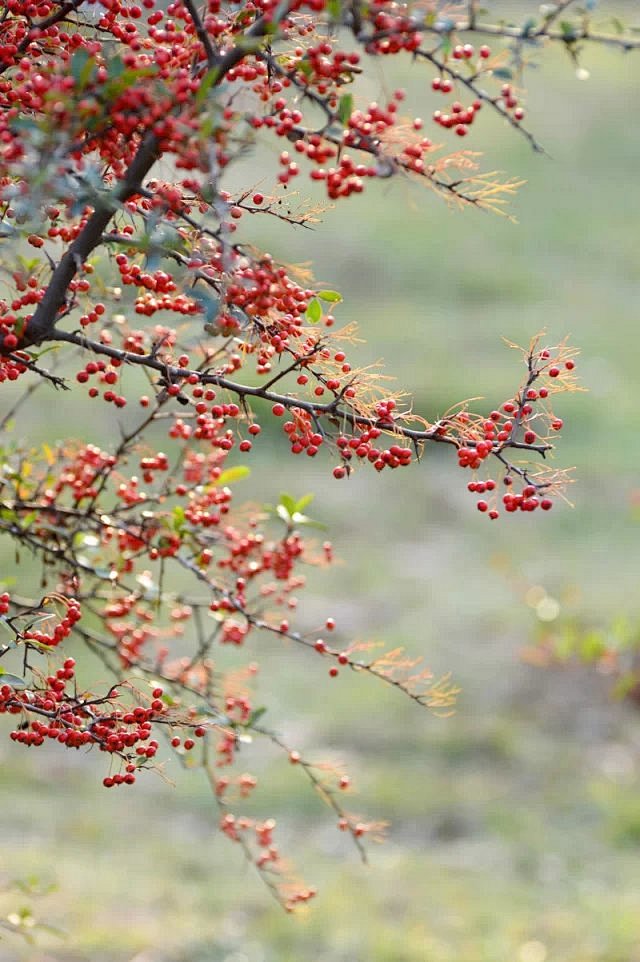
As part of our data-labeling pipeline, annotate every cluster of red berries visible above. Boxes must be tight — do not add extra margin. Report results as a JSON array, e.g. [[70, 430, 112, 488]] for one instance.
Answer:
[[502, 484, 553, 513], [0, 350, 28, 382], [20, 600, 81, 647], [282, 408, 324, 457], [452, 42, 492, 61], [299, 41, 361, 87], [454, 349, 577, 518], [0, 643, 164, 786], [214, 771, 258, 800], [433, 98, 482, 137], [334, 431, 412, 477], [76, 358, 128, 406], [365, 7, 422, 55], [311, 153, 375, 199], [499, 83, 525, 122], [43, 444, 115, 504], [219, 811, 316, 909]]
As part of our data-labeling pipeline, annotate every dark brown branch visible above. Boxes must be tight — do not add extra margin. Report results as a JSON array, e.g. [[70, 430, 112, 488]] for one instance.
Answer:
[[445, 15, 640, 51], [23, 132, 162, 346], [47, 328, 550, 455], [183, 0, 218, 68]]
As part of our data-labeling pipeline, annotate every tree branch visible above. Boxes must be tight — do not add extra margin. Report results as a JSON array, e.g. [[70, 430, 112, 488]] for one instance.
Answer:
[[23, 132, 162, 346], [48, 328, 555, 466], [183, 0, 218, 68]]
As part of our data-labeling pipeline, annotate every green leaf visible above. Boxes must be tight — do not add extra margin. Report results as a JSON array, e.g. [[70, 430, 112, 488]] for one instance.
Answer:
[[554, 626, 577, 660], [195, 66, 221, 106], [217, 465, 250, 486], [273, 493, 325, 528], [150, 222, 188, 255], [560, 20, 578, 40], [0, 669, 27, 688], [291, 514, 327, 531], [106, 54, 125, 78], [101, 65, 158, 101], [247, 706, 267, 727], [199, 114, 216, 139], [0, 614, 13, 636], [171, 505, 186, 533], [271, 0, 291, 27], [317, 289, 343, 304], [305, 298, 323, 324], [279, 493, 297, 516], [25, 344, 59, 361], [71, 50, 95, 90], [579, 631, 606, 662], [337, 93, 353, 126], [294, 493, 315, 513], [492, 68, 513, 80], [192, 288, 221, 323]]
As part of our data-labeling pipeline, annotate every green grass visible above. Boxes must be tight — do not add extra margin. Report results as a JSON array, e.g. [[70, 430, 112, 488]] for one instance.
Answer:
[[2, 31, 640, 962]]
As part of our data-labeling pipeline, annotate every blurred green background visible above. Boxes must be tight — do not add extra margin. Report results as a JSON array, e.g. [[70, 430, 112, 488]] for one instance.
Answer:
[[2, 15, 640, 962]]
